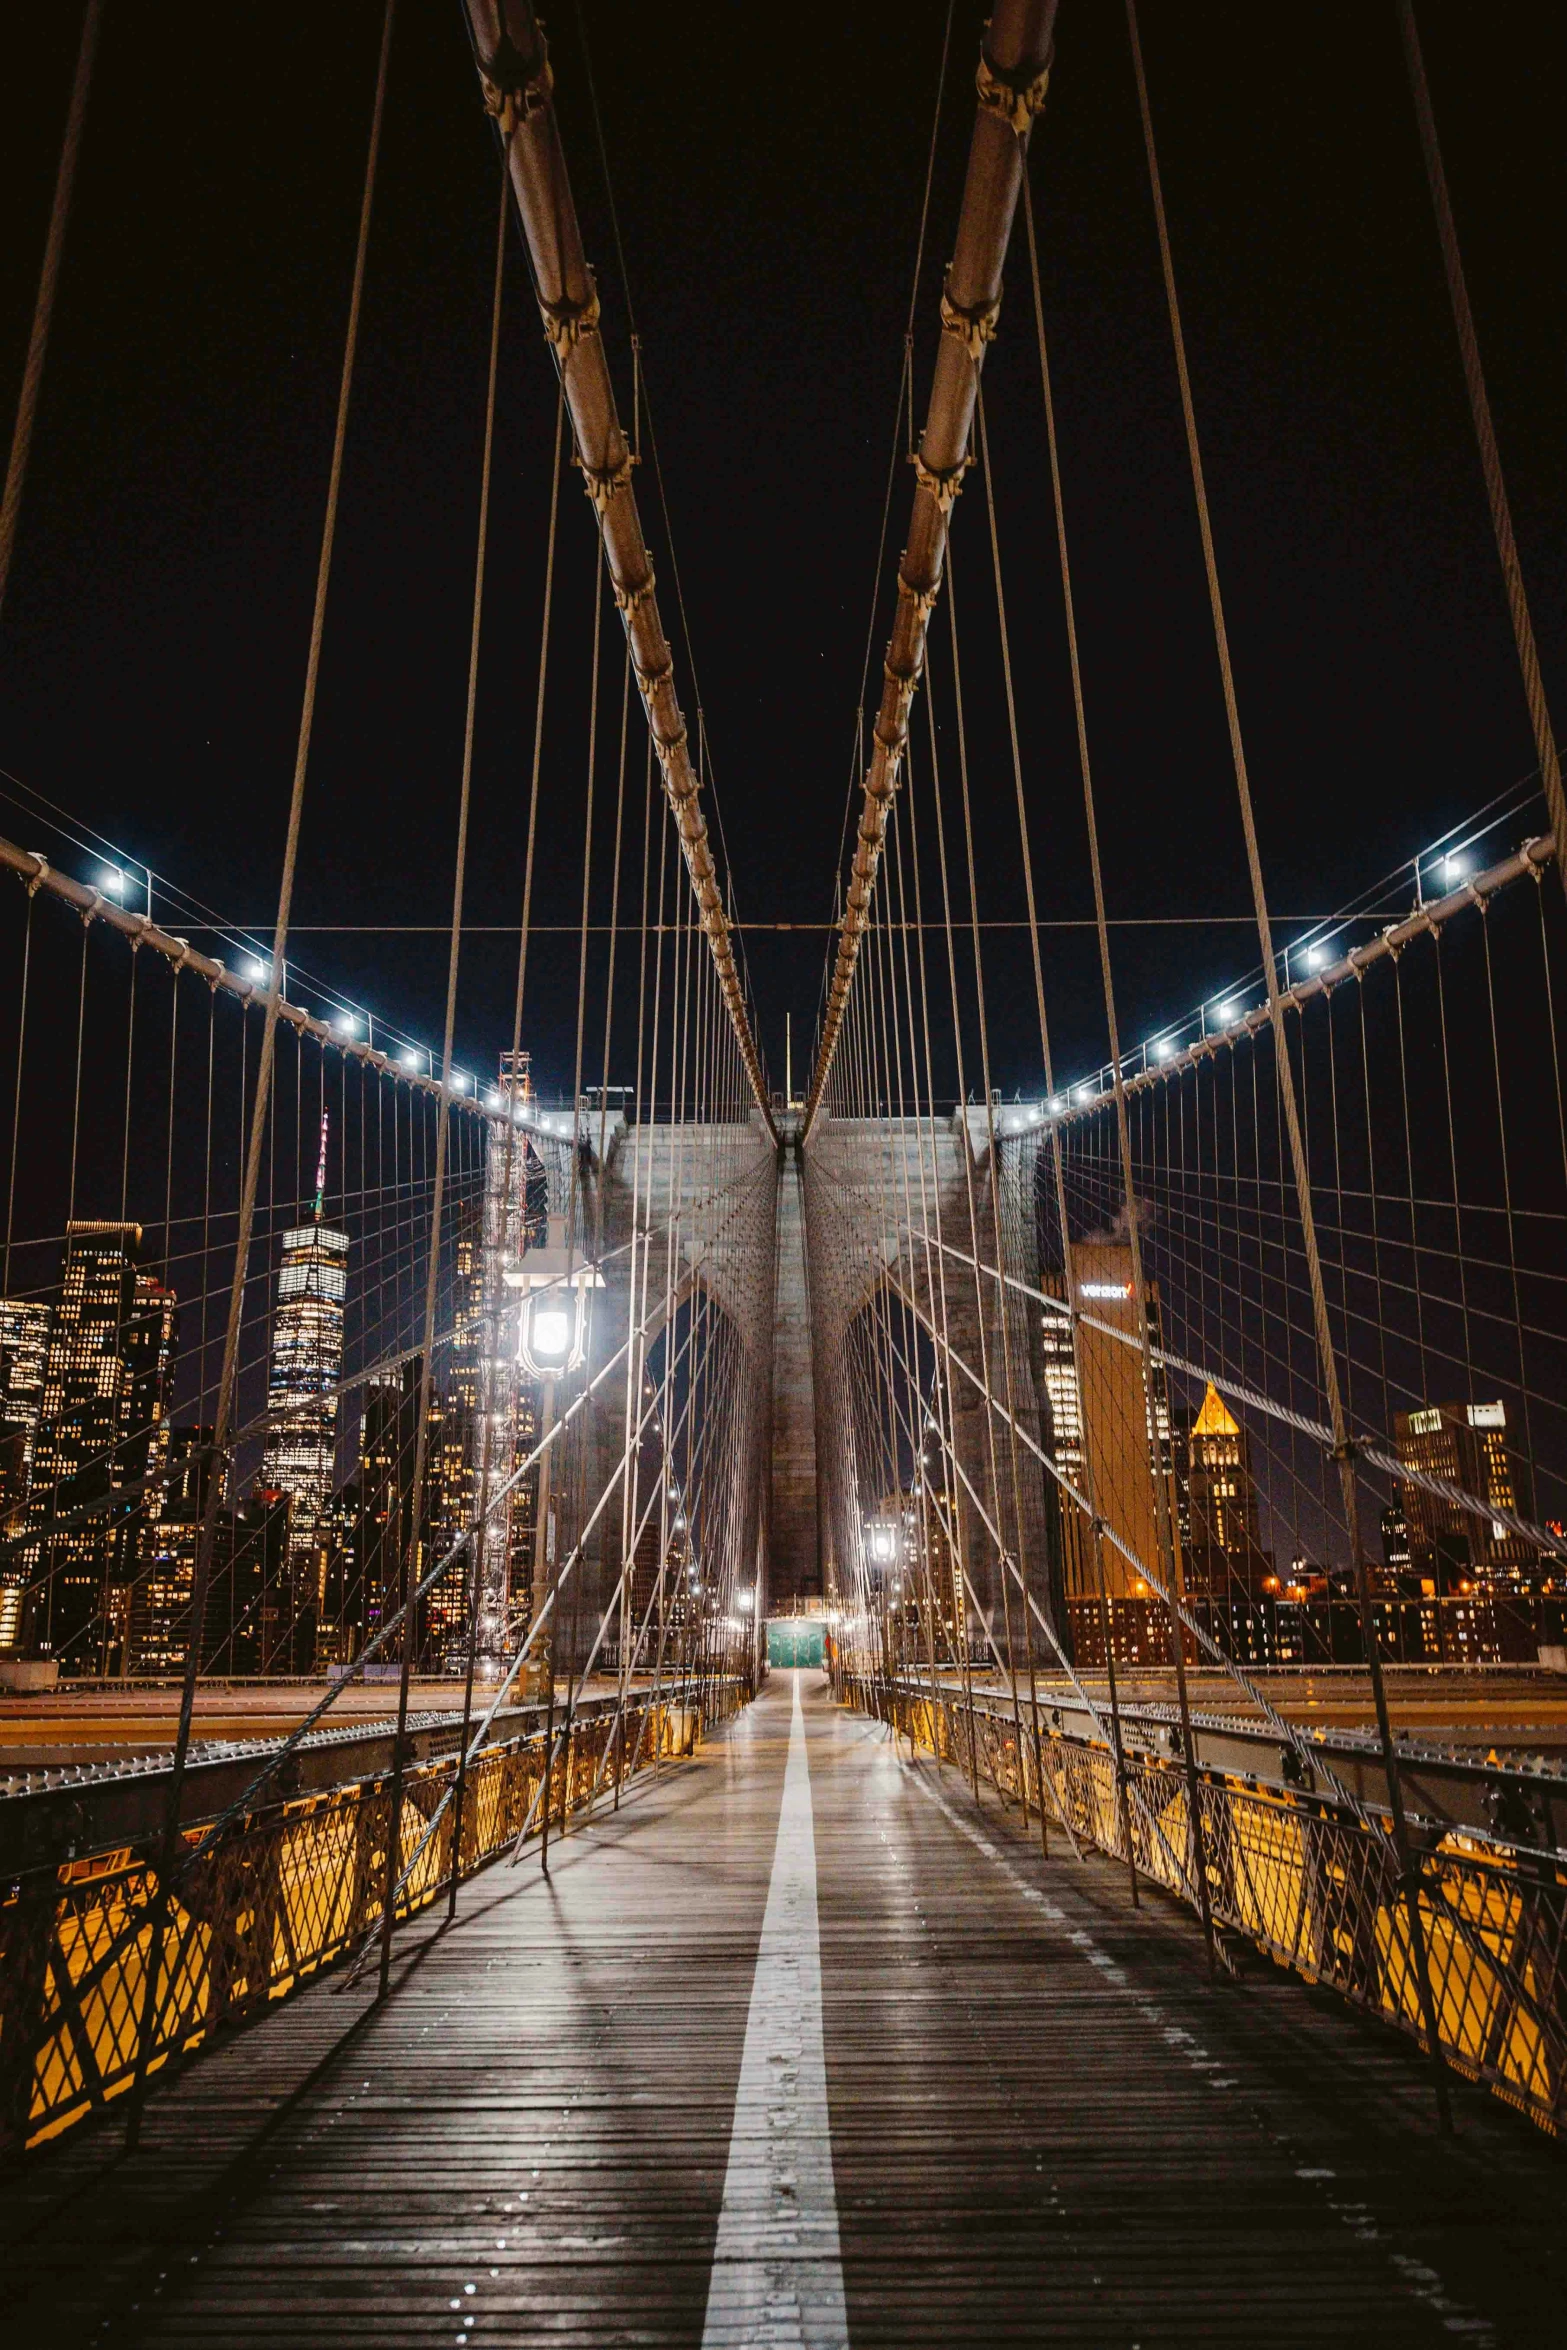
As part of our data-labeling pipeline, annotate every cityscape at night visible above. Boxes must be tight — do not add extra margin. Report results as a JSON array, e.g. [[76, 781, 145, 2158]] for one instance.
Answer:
[[2, 2, 1565, 2343]]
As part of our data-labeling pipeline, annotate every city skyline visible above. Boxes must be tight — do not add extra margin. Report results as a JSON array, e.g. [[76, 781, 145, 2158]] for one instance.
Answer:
[[0, 1123, 1557, 1682], [0, 1067, 546, 1677]]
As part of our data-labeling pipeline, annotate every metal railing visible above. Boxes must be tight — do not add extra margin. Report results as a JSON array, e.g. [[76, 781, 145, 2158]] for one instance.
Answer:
[[852, 1673, 1567, 2139], [0, 1677, 740, 2155]]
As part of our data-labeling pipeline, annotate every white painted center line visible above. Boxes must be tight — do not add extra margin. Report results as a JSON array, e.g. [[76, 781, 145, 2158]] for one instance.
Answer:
[[702, 1673, 849, 2350]]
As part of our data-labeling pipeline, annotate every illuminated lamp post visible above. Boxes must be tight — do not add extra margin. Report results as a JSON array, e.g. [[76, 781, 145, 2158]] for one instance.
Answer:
[[866, 1519, 898, 1573], [863, 1518, 900, 1711], [504, 1217, 605, 1640]]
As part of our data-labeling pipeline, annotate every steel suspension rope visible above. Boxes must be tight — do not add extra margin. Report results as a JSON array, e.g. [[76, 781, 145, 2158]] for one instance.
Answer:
[[803, 0, 1059, 1133], [460, 0, 772, 1130], [124, 0, 398, 2149], [1395, 0, 1566, 902], [541, 550, 608, 1876], [1125, 0, 1451, 2121], [942, 557, 1042, 1835], [0, 0, 103, 621], [999, 197, 1216, 1946], [378, 130, 509, 1999]]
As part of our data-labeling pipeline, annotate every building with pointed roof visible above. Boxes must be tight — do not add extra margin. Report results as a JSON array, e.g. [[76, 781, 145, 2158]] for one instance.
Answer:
[[1178, 1381, 1271, 1599]]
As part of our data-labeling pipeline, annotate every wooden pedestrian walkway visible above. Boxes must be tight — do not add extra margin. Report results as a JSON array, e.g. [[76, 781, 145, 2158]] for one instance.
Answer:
[[11, 1675, 1565, 2347]]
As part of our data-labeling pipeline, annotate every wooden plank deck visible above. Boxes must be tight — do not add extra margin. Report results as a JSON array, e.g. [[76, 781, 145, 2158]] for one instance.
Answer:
[[10, 1674, 1565, 2347]]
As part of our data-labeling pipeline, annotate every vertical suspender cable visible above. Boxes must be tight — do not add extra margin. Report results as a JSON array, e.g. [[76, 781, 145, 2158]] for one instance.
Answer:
[[995, 212, 1215, 1941], [388, 142, 510, 1965], [541, 550, 605, 1874], [128, 0, 398, 2138], [974, 302, 1134, 1884], [462, 2, 771, 1129], [3, 895, 33, 1294], [379, 51, 506, 1985], [943, 559, 1037, 1830], [803, 0, 1059, 1131], [1125, 0, 1450, 2120]]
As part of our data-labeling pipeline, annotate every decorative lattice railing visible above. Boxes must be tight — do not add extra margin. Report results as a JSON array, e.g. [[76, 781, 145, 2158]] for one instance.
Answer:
[[0, 1680, 738, 2155], [856, 1677, 1567, 2140]]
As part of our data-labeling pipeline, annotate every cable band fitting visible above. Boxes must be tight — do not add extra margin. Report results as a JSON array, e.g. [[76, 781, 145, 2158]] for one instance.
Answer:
[[976, 43, 1051, 138], [540, 272, 601, 354], [614, 569, 656, 616], [479, 35, 554, 134], [576, 448, 635, 512], [911, 448, 972, 513], [940, 272, 1002, 367]]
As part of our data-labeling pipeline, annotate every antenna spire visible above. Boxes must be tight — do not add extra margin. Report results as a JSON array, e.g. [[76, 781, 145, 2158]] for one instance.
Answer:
[[313, 1109, 329, 1222]]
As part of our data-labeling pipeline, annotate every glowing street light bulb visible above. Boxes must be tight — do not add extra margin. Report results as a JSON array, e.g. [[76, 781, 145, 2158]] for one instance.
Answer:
[[1304, 945, 1327, 971], [334, 1013, 359, 1040], [1153, 1038, 1174, 1063], [1074, 1083, 1094, 1105], [529, 1303, 572, 1363], [1440, 852, 1466, 888], [504, 1213, 603, 1377], [1216, 999, 1241, 1025], [100, 867, 127, 900], [245, 955, 271, 986]]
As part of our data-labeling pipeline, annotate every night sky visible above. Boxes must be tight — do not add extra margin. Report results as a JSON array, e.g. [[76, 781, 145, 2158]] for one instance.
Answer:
[[1, 1, 1562, 1102]]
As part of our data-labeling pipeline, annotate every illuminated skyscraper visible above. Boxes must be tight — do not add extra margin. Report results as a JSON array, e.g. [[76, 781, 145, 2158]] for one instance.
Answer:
[[420, 1383, 472, 1665], [131, 1426, 214, 1674], [24, 1223, 178, 1671], [260, 1115, 348, 1613], [1177, 1383, 1271, 1598], [0, 1297, 52, 1650], [1394, 1400, 1535, 1590], [1039, 1234, 1178, 1605], [419, 1199, 484, 1668], [313, 1483, 363, 1669]]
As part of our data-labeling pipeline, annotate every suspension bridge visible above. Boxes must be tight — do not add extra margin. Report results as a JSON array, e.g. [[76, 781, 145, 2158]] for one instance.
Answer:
[[2, 1, 1565, 2341]]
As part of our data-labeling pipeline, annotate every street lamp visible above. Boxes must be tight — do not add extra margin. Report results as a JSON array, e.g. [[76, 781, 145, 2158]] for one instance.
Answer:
[[505, 1214, 604, 1379]]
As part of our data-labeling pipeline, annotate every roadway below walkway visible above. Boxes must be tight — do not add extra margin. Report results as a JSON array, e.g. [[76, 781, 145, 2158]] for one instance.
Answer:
[[12, 1675, 1565, 2347]]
